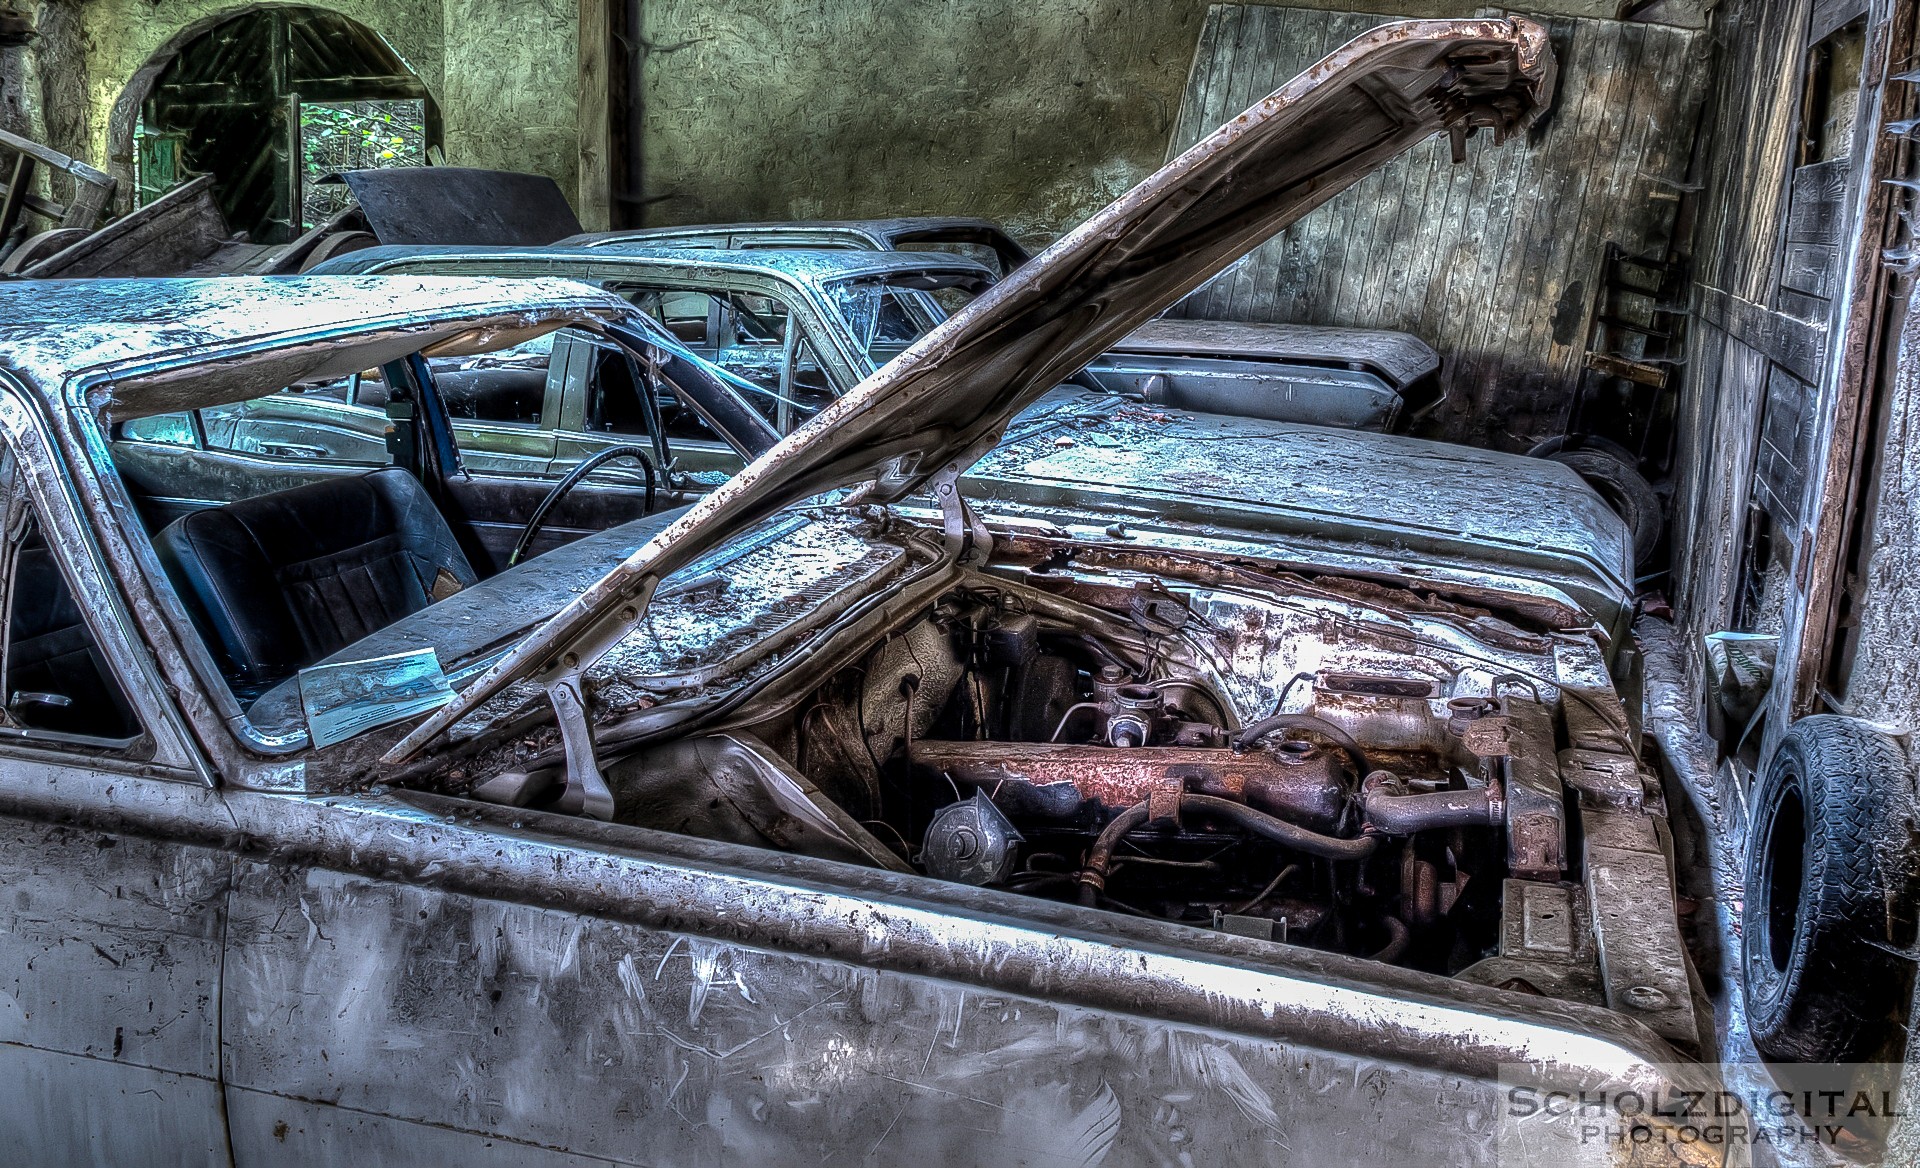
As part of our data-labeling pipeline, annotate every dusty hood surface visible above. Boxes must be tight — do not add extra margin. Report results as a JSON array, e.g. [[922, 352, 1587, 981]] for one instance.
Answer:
[[1108, 319, 1440, 390], [388, 16, 1556, 762], [968, 387, 1631, 627]]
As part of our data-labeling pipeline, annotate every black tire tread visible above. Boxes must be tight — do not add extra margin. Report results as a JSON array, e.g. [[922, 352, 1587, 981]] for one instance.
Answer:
[[1549, 448, 1662, 566], [1743, 715, 1915, 1063]]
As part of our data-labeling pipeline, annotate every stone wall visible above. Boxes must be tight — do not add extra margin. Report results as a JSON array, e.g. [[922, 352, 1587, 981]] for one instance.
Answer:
[[79, 0, 445, 198], [25, 0, 1710, 248], [633, 0, 1704, 243], [27, 0, 579, 218]]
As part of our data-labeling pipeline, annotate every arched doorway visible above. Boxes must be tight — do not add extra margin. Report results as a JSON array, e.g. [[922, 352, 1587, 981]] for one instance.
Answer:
[[130, 6, 439, 244]]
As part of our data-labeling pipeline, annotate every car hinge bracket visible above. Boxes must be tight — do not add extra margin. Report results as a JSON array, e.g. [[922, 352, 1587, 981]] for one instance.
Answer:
[[545, 673, 615, 821], [930, 463, 991, 565]]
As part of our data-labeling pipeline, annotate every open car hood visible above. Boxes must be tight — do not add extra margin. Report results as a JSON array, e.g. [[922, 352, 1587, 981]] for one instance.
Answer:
[[339, 168, 586, 246], [387, 17, 1555, 762]]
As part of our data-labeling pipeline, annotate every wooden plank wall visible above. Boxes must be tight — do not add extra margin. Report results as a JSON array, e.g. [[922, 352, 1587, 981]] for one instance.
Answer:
[[1668, 0, 1818, 652], [1166, 6, 1707, 450], [1669, 0, 1920, 734]]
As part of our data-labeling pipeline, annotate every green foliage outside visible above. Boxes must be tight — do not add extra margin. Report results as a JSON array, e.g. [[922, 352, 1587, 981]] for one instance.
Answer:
[[299, 100, 427, 229]]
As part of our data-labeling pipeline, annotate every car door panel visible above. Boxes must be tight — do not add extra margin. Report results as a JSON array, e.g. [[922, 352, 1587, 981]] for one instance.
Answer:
[[552, 431, 744, 492], [437, 470, 669, 575], [110, 440, 380, 530], [1077, 354, 1403, 431], [6, 1046, 228, 1166], [213, 790, 1602, 1167], [201, 397, 391, 465], [449, 419, 558, 479], [0, 766, 231, 1168], [226, 1089, 607, 1167]]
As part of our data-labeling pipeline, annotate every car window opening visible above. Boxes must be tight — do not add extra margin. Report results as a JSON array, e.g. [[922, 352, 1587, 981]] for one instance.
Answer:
[[99, 318, 743, 725]]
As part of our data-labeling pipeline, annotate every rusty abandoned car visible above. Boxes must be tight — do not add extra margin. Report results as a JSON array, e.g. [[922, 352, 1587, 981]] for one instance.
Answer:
[[301, 243, 1429, 436], [18, 6, 1920, 1160], [557, 214, 1448, 426]]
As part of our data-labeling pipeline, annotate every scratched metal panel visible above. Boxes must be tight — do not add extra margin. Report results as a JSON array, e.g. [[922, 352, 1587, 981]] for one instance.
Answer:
[[0, 806, 230, 1166], [227, 1088, 609, 1167], [0, 1044, 228, 1166], [0, 816, 228, 1074], [1168, 7, 1707, 450], [220, 860, 1515, 1166]]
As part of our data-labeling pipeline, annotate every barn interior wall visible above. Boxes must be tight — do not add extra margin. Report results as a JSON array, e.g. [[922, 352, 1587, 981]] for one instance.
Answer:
[[1667, 0, 1918, 747], [1667, 0, 1817, 669], [12, 0, 582, 219], [22, 1, 1717, 253], [78, 0, 446, 184], [3, 1, 88, 206], [1157, 5, 1709, 450], [631, 0, 1703, 244]]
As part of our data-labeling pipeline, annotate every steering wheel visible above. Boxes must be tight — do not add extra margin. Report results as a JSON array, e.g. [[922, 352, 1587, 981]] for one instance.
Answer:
[[509, 444, 658, 567]]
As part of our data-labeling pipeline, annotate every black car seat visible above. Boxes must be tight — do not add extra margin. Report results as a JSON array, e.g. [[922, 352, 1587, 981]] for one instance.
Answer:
[[6, 535, 141, 738], [154, 468, 476, 697]]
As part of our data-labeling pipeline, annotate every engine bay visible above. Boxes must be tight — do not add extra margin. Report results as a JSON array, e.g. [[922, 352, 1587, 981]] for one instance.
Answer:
[[769, 563, 1566, 978], [449, 517, 1697, 1054]]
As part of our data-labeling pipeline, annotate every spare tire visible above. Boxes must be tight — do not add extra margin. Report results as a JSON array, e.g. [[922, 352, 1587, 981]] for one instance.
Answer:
[[1548, 448, 1662, 566], [1743, 715, 1917, 1062]]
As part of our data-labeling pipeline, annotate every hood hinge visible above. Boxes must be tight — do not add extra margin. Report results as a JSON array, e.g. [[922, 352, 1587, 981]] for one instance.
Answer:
[[930, 463, 992, 565], [546, 673, 615, 820]]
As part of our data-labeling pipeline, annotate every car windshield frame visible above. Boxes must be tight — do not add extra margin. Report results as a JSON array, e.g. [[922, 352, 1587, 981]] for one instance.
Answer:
[[77, 303, 780, 759], [817, 270, 993, 374]]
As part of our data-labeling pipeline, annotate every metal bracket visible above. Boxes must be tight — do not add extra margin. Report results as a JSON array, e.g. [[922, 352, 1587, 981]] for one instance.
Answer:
[[545, 674, 614, 820], [929, 463, 992, 565]]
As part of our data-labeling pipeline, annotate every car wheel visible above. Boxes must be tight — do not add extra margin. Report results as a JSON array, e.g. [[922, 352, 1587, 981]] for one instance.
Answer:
[[1548, 448, 1661, 566], [1743, 715, 1917, 1063]]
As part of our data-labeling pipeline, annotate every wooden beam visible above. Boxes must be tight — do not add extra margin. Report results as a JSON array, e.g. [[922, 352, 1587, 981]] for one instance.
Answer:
[[577, 0, 612, 232], [1789, 0, 1920, 713], [0, 125, 112, 189], [1694, 282, 1830, 383]]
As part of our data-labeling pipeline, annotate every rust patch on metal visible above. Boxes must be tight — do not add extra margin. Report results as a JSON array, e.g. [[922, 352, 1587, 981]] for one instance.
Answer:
[[913, 739, 1351, 831]]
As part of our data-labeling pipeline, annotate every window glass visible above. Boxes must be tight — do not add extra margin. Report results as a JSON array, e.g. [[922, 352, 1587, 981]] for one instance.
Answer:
[[1799, 18, 1865, 166], [823, 276, 979, 369], [618, 285, 832, 437], [929, 286, 977, 317], [423, 332, 554, 427], [887, 230, 1027, 279], [168, 334, 556, 464], [585, 345, 661, 440], [0, 472, 140, 743], [892, 239, 1005, 277], [199, 380, 390, 465], [118, 412, 198, 446], [759, 337, 832, 434], [654, 291, 712, 344], [736, 238, 864, 253]]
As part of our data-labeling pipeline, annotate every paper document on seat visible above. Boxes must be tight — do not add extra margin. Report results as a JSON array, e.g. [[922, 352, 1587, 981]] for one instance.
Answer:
[[299, 647, 455, 748]]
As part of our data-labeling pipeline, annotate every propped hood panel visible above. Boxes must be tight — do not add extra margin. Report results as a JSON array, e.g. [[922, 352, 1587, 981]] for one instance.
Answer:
[[386, 17, 1555, 762]]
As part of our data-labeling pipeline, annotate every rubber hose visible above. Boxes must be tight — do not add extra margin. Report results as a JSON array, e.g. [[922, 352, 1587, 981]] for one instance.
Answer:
[[1231, 712, 1369, 777], [1361, 772, 1498, 834], [1078, 793, 1376, 907]]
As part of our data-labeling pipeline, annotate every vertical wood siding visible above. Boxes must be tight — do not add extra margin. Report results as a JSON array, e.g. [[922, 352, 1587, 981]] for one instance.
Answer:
[[1668, 0, 1816, 650], [1167, 6, 1707, 450]]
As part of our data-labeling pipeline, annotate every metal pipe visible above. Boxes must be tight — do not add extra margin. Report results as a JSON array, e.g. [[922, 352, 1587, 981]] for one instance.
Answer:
[[1180, 794, 1378, 861], [1373, 916, 1412, 963], [1361, 771, 1499, 834], [1232, 712, 1369, 776], [1078, 802, 1151, 905], [1078, 793, 1377, 907]]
